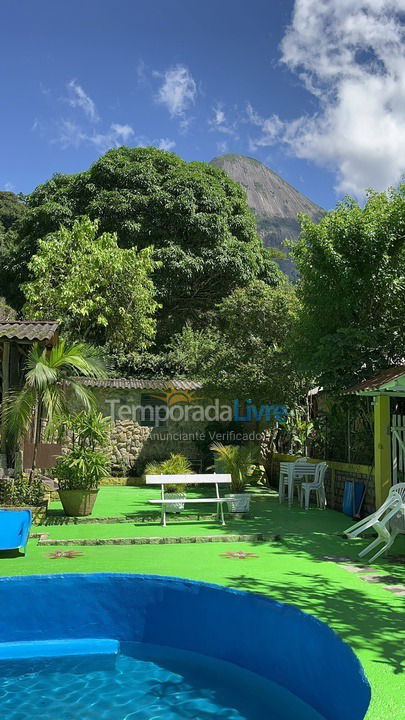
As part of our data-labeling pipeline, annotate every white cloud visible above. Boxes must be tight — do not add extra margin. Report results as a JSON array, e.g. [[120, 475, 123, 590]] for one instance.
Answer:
[[216, 140, 228, 154], [136, 59, 147, 83], [110, 123, 134, 143], [39, 82, 51, 96], [4, 182, 15, 192], [209, 104, 239, 137], [54, 119, 87, 149], [247, 104, 284, 149], [53, 121, 134, 150], [212, 106, 226, 125], [156, 137, 176, 151], [89, 123, 134, 150], [53, 120, 176, 155], [249, 0, 405, 196], [155, 65, 196, 127], [66, 80, 99, 122]]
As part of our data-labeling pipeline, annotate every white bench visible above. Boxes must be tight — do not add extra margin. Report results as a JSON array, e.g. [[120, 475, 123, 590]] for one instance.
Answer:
[[145, 474, 231, 527]]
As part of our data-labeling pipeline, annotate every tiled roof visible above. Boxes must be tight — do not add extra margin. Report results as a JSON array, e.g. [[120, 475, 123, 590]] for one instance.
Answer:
[[0, 321, 59, 343], [347, 366, 405, 394], [78, 377, 202, 391]]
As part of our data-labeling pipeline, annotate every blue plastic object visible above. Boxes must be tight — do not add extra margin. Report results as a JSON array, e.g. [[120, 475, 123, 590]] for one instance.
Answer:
[[0, 574, 371, 720], [0, 638, 119, 660], [343, 482, 365, 517], [0, 509, 32, 554]]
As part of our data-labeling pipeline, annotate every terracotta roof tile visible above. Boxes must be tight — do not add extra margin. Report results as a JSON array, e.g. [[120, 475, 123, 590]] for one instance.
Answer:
[[0, 321, 59, 342], [78, 377, 202, 391], [347, 366, 405, 394]]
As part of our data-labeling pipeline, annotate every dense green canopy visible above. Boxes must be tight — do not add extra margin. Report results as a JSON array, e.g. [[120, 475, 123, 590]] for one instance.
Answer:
[[23, 217, 158, 354], [168, 280, 305, 406], [2, 147, 282, 340], [292, 185, 405, 390], [0, 191, 26, 234]]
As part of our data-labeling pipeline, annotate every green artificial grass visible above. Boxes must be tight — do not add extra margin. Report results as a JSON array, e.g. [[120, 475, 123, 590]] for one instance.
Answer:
[[37, 485, 353, 539], [0, 486, 404, 719]]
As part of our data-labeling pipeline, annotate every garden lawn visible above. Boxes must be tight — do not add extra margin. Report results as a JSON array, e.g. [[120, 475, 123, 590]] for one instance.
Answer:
[[0, 486, 404, 720]]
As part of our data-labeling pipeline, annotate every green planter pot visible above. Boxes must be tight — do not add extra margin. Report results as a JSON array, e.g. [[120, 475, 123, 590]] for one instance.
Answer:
[[58, 489, 99, 517]]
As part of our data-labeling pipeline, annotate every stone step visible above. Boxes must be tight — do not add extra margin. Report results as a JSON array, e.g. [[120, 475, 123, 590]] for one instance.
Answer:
[[37, 532, 275, 547], [40, 511, 250, 525]]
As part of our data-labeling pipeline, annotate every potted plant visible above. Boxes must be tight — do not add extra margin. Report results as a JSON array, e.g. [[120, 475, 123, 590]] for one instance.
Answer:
[[210, 442, 258, 513], [144, 454, 192, 513], [54, 411, 111, 516]]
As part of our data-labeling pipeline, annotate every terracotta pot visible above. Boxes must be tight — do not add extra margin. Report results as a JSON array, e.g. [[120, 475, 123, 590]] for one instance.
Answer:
[[58, 489, 99, 517]]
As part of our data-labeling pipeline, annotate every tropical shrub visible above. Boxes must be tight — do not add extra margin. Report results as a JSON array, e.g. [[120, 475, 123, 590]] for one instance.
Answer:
[[55, 447, 110, 491], [54, 410, 111, 490], [0, 473, 45, 506], [144, 453, 193, 492], [210, 443, 259, 493], [63, 410, 111, 451]]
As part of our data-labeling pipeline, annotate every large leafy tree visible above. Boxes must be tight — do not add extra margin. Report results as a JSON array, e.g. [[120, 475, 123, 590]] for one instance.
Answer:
[[0, 192, 27, 308], [3, 147, 282, 340], [23, 216, 158, 354], [168, 279, 305, 407], [292, 185, 405, 390], [0, 297, 16, 321], [0, 191, 26, 235]]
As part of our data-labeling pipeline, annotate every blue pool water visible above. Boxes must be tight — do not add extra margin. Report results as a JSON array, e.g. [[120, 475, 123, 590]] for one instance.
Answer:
[[0, 641, 326, 720], [0, 574, 371, 720]]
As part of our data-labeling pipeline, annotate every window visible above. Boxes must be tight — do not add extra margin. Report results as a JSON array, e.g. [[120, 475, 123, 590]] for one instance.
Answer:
[[139, 394, 168, 428]]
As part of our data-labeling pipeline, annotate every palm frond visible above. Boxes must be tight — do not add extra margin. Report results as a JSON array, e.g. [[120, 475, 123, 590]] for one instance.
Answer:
[[4, 340, 107, 468], [25, 344, 57, 391], [67, 380, 97, 411], [49, 341, 108, 378], [41, 386, 68, 440], [3, 387, 36, 443]]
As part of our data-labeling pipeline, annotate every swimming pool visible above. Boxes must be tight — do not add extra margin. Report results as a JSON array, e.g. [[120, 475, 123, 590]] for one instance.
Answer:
[[0, 574, 370, 720]]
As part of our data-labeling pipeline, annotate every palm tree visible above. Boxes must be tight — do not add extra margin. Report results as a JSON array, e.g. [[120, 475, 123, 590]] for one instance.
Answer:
[[210, 442, 258, 493], [4, 340, 107, 478]]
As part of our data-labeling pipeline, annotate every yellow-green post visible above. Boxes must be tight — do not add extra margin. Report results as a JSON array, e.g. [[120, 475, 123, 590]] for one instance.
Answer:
[[374, 394, 391, 507]]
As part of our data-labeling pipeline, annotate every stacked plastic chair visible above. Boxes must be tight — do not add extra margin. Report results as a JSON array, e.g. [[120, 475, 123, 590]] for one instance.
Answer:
[[344, 483, 405, 562], [299, 461, 328, 510]]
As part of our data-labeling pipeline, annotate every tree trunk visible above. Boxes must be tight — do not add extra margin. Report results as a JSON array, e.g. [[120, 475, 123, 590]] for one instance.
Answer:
[[0, 341, 11, 463], [29, 395, 42, 481]]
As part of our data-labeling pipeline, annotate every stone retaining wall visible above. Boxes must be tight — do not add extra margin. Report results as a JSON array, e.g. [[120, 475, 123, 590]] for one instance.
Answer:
[[109, 420, 152, 474], [63, 387, 210, 475]]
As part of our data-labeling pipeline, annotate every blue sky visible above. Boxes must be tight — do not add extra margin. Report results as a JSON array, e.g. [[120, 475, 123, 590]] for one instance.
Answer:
[[1, 0, 404, 210]]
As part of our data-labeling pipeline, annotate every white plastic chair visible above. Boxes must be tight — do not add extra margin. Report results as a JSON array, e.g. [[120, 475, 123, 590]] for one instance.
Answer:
[[359, 493, 404, 562], [345, 483, 405, 538], [279, 459, 302, 504], [299, 462, 328, 510], [390, 482, 405, 503], [279, 462, 292, 503], [279, 459, 318, 505], [345, 484, 405, 561]]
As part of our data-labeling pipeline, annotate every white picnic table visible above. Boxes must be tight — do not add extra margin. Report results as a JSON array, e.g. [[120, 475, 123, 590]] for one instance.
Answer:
[[279, 460, 320, 506]]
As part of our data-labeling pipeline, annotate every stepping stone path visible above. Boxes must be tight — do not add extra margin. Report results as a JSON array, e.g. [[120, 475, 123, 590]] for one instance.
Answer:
[[322, 556, 405, 596]]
